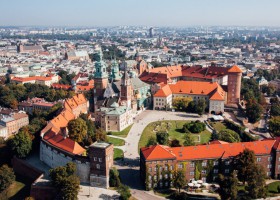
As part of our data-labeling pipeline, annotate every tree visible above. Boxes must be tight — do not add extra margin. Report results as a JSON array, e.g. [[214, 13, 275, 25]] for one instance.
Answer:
[[68, 118, 88, 143], [109, 167, 121, 187], [0, 165, 15, 192], [235, 148, 256, 184], [49, 162, 80, 200], [173, 170, 187, 193], [246, 164, 267, 199], [269, 116, 280, 136], [183, 133, 195, 146], [217, 129, 241, 143], [270, 102, 280, 117], [183, 121, 206, 133], [146, 136, 157, 147], [195, 99, 206, 115], [59, 175, 80, 200], [217, 171, 238, 200], [8, 129, 32, 158], [170, 139, 181, 147], [172, 97, 192, 111], [186, 101, 196, 113], [117, 184, 131, 200], [246, 99, 263, 123], [156, 131, 169, 145], [94, 128, 108, 142]]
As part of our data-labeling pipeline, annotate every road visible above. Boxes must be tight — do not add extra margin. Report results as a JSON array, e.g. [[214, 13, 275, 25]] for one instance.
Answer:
[[114, 110, 208, 200]]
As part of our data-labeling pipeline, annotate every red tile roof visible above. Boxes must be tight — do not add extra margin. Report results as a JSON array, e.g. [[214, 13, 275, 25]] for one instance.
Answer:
[[141, 145, 176, 160], [141, 139, 277, 161], [228, 65, 243, 73], [154, 84, 172, 97]]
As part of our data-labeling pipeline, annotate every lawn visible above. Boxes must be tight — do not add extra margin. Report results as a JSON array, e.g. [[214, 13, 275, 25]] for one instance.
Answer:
[[114, 148, 124, 160], [209, 121, 227, 132], [110, 124, 133, 138], [0, 181, 25, 200], [267, 181, 280, 194], [108, 136, 125, 146], [138, 120, 212, 150]]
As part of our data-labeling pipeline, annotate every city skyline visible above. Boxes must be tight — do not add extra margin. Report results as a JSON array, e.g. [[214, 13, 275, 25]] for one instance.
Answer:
[[1, 0, 280, 27]]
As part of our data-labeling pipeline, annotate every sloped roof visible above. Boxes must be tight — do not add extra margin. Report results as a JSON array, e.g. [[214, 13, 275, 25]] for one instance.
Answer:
[[154, 84, 172, 97], [228, 65, 243, 73], [142, 140, 276, 161], [141, 145, 176, 160]]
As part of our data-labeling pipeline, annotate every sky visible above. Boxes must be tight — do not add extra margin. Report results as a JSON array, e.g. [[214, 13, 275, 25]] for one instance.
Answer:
[[1, 0, 280, 27]]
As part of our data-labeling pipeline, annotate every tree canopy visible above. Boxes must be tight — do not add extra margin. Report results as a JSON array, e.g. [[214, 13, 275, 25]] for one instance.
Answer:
[[0, 165, 15, 192], [156, 131, 169, 145], [8, 129, 32, 158], [183, 121, 206, 133], [217, 171, 238, 200], [172, 97, 192, 111], [268, 116, 280, 136], [245, 99, 263, 123], [173, 169, 187, 193], [68, 118, 88, 144], [217, 129, 241, 143], [146, 136, 157, 147]]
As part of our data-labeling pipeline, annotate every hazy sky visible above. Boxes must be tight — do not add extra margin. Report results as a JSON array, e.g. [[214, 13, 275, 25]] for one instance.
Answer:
[[1, 0, 280, 27]]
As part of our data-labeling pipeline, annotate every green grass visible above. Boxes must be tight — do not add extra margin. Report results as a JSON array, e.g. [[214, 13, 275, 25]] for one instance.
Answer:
[[138, 120, 212, 150], [209, 121, 227, 132], [267, 181, 280, 194], [0, 181, 25, 200], [108, 137, 125, 146], [114, 148, 124, 160], [110, 124, 133, 138]]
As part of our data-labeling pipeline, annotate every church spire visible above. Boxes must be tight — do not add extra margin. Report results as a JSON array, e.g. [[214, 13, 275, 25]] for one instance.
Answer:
[[94, 49, 108, 79]]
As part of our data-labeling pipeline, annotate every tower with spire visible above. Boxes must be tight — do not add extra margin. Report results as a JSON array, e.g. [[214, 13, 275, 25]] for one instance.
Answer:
[[110, 59, 121, 82], [120, 63, 132, 109], [94, 50, 108, 101]]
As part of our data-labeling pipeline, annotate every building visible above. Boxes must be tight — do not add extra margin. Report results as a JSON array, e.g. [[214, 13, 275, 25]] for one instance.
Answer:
[[131, 77, 152, 110], [40, 94, 113, 188], [269, 79, 280, 91], [18, 44, 44, 54], [18, 97, 56, 114], [140, 138, 280, 190], [153, 81, 226, 114], [0, 111, 29, 138], [11, 75, 60, 87], [65, 50, 90, 61]]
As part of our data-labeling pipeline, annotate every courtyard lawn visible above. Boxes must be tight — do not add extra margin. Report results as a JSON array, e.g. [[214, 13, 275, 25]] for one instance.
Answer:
[[138, 120, 212, 150], [0, 181, 25, 200], [108, 137, 125, 146], [209, 121, 227, 132], [110, 124, 133, 138], [267, 181, 280, 194], [114, 148, 124, 160]]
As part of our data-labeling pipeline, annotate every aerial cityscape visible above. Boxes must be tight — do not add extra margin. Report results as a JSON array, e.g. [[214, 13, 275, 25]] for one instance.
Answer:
[[1, 1, 280, 200]]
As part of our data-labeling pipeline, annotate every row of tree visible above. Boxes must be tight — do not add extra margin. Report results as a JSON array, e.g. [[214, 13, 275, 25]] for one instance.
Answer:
[[172, 97, 206, 115]]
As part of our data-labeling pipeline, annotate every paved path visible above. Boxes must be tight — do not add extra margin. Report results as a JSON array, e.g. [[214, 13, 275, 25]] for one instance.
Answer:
[[78, 184, 119, 200], [114, 110, 208, 200]]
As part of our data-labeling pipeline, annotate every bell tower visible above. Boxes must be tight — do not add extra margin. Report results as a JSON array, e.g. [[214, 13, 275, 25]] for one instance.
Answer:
[[121, 64, 132, 108], [94, 50, 108, 101], [227, 65, 242, 105]]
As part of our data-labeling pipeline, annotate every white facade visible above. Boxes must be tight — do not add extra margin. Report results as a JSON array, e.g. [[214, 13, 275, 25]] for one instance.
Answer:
[[209, 100, 224, 114], [153, 95, 172, 110], [0, 126, 8, 139], [40, 142, 90, 183]]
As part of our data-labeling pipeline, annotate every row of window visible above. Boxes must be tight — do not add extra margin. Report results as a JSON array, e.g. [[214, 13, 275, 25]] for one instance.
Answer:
[[148, 173, 173, 181], [148, 181, 172, 188]]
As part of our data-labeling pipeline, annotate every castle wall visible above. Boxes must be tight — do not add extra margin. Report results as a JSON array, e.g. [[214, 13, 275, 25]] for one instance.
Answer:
[[40, 141, 90, 183]]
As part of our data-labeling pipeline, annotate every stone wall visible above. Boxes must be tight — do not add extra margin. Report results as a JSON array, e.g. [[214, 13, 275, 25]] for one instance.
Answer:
[[40, 141, 90, 183]]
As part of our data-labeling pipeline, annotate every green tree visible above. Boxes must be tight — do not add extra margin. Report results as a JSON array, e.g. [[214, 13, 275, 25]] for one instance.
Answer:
[[94, 128, 108, 142], [173, 170, 187, 193], [59, 175, 80, 200], [217, 171, 238, 200], [183, 121, 205, 133], [269, 116, 280, 136], [146, 136, 157, 147], [109, 167, 121, 187], [217, 129, 240, 143], [186, 101, 196, 113], [195, 99, 206, 115], [170, 139, 181, 147], [246, 99, 263, 123], [246, 164, 267, 199], [235, 148, 256, 184], [0, 165, 15, 192], [270, 102, 280, 117], [183, 133, 195, 146], [117, 184, 131, 200], [8, 130, 32, 158], [156, 131, 169, 145], [172, 97, 192, 111], [49, 162, 80, 200], [68, 118, 88, 143]]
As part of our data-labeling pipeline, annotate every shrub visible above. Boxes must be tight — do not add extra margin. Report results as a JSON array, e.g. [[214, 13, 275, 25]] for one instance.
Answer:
[[183, 121, 206, 133]]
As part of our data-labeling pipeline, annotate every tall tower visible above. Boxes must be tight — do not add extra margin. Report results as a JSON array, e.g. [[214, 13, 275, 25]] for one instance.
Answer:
[[94, 50, 108, 100], [227, 65, 242, 104], [121, 64, 132, 108], [88, 142, 114, 188], [110, 59, 121, 82]]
